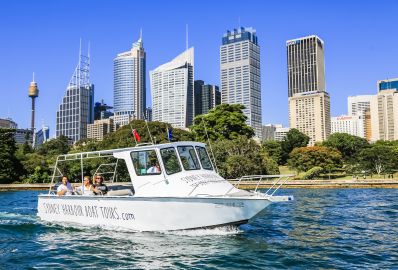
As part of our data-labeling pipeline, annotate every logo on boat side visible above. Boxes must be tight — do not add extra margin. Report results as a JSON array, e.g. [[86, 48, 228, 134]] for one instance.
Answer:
[[41, 202, 135, 221], [181, 174, 226, 187], [214, 202, 244, 208]]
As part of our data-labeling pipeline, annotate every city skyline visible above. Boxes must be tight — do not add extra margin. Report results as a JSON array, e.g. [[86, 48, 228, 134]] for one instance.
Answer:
[[1, 1, 398, 136]]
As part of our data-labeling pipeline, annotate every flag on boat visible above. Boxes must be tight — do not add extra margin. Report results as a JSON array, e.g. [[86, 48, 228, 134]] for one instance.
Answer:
[[167, 127, 172, 142], [132, 129, 141, 142]]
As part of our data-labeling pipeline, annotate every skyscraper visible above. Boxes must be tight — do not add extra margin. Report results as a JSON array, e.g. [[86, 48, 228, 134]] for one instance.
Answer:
[[150, 47, 194, 128], [0, 118, 17, 129], [35, 125, 50, 147], [194, 80, 221, 116], [347, 95, 375, 141], [87, 118, 116, 141], [289, 91, 330, 145], [287, 36, 325, 97], [194, 80, 204, 116], [287, 35, 330, 145], [201, 84, 221, 115], [94, 100, 113, 120], [371, 78, 398, 141], [145, 107, 152, 122], [220, 27, 262, 138], [113, 34, 146, 126], [348, 95, 374, 116], [56, 44, 94, 142]]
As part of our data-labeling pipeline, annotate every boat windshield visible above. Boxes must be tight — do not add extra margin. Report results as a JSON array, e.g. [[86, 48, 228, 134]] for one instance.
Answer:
[[177, 146, 201, 170], [195, 146, 213, 170], [131, 150, 162, 176], [160, 147, 182, 175]]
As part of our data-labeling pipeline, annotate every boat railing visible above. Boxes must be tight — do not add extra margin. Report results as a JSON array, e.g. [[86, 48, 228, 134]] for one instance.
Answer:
[[48, 150, 123, 195], [225, 174, 295, 196]]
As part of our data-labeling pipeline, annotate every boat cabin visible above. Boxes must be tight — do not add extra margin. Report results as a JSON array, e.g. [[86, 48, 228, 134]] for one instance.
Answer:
[[50, 141, 236, 197]]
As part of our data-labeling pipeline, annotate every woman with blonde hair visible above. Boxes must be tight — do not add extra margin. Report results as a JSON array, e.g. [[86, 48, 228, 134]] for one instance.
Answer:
[[76, 176, 95, 196]]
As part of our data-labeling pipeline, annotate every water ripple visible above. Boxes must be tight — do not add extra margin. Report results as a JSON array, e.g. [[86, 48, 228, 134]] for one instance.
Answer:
[[1, 189, 398, 269]]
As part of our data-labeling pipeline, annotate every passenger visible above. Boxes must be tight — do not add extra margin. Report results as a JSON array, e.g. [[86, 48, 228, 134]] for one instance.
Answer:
[[93, 175, 108, 195], [57, 176, 73, 196], [147, 162, 161, 174], [76, 176, 95, 196]]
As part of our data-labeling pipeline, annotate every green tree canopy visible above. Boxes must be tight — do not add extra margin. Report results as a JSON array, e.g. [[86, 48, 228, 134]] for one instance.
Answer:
[[262, 140, 283, 165], [191, 104, 255, 141], [358, 143, 398, 175], [37, 135, 71, 156], [0, 129, 22, 183], [288, 146, 343, 173], [211, 136, 279, 179], [281, 129, 310, 164], [322, 133, 369, 162]]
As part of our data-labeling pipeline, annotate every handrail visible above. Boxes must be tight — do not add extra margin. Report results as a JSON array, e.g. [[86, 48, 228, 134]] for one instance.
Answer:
[[225, 174, 295, 196]]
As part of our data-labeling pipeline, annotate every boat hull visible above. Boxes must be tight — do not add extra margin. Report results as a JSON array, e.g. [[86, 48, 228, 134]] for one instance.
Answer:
[[37, 195, 271, 231]]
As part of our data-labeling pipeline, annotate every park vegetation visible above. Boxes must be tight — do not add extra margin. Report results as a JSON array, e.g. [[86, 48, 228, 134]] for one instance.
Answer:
[[1, 104, 398, 183]]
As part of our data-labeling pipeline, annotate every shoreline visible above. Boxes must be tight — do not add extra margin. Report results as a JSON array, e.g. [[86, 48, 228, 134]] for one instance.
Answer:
[[1, 179, 398, 191]]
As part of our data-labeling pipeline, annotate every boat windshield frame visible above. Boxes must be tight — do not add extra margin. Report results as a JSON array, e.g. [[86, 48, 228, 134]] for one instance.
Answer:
[[195, 146, 214, 170], [159, 147, 183, 175], [176, 145, 201, 171]]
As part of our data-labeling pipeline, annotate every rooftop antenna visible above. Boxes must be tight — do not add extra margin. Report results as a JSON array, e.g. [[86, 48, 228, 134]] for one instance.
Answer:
[[140, 28, 142, 41], [185, 24, 188, 51], [78, 38, 82, 86], [88, 41, 91, 58], [79, 38, 82, 58]]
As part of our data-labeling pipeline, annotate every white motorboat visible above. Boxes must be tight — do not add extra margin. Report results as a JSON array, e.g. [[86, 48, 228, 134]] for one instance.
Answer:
[[37, 141, 293, 231]]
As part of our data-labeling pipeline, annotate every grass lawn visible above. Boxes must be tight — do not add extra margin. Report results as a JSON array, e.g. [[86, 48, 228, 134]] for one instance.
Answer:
[[279, 166, 296, 175]]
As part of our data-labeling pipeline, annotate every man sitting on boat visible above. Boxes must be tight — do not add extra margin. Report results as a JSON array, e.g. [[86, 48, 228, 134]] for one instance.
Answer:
[[146, 161, 161, 174], [93, 175, 108, 195], [57, 176, 73, 196], [75, 176, 95, 196]]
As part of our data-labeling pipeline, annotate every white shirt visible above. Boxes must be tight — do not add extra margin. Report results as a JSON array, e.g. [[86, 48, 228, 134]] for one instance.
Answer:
[[57, 182, 73, 195], [77, 185, 95, 196], [147, 166, 160, 174]]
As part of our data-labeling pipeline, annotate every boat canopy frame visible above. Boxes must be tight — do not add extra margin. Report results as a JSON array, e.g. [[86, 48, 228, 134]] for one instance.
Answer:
[[48, 147, 139, 194]]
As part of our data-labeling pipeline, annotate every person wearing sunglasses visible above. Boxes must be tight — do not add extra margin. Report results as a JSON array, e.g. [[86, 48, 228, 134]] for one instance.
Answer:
[[93, 175, 108, 195]]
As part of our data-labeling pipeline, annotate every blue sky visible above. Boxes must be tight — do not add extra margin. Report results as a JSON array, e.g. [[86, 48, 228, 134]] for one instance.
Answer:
[[1, 0, 397, 136]]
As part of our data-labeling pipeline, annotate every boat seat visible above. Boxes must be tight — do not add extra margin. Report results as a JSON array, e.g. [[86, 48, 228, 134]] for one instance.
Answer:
[[106, 185, 135, 196]]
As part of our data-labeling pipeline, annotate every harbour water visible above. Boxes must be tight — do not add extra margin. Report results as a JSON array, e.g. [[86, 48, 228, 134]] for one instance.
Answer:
[[1, 189, 398, 269]]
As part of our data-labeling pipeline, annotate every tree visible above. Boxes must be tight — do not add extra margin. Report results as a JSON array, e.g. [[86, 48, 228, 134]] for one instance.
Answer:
[[358, 143, 398, 176], [322, 133, 369, 162], [288, 146, 343, 173], [280, 129, 310, 164], [262, 140, 283, 165], [0, 129, 22, 183], [38, 135, 71, 156], [191, 104, 255, 141], [211, 136, 279, 179]]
